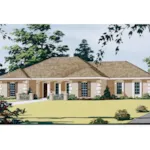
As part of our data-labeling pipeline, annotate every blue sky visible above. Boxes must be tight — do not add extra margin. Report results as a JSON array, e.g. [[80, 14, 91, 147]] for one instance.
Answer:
[[0, 24, 150, 71]]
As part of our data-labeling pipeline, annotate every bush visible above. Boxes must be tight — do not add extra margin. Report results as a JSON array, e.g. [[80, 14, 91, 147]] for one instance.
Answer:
[[93, 95, 101, 100], [34, 94, 38, 100], [142, 93, 150, 99], [103, 86, 111, 99], [136, 105, 149, 112], [119, 96, 128, 99], [89, 117, 108, 124], [0, 100, 26, 124], [111, 94, 118, 99], [19, 93, 29, 100], [68, 94, 77, 100], [115, 109, 130, 120]]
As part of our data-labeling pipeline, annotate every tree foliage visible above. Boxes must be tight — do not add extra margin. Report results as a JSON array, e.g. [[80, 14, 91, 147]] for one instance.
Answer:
[[0, 100, 25, 124], [74, 39, 94, 61], [5, 24, 69, 71], [0, 63, 6, 75], [97, 24, 150, 63]]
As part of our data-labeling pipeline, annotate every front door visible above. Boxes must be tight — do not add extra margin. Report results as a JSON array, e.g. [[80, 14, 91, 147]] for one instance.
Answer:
[[43, 83, 47, 98]]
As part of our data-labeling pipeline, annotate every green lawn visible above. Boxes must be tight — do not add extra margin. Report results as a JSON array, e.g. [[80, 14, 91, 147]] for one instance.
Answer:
[[12, 100, 150, 124]]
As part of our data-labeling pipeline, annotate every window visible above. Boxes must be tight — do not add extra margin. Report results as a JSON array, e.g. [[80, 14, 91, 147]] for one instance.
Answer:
[[117, 82, 122, 94], [135, 82, 140, 94], [9, 83, 16, 96], [55, 83, 59, 95], [66, 83, 69, 94], [81, 82, 88, 97]]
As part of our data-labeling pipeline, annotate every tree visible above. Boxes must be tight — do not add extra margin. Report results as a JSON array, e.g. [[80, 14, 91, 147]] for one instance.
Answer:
[[97, 24, 150, 62], [103, 86, 111, 99], [0, 63, 6, 75], [97, 24, 150, 71], [0, 100, 26, 124], [74, 39, 94, 61], [5, 24, 69, 71]]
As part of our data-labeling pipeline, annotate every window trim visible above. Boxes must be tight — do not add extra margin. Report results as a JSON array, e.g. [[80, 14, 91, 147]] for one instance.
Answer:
[[134, 82, 140, 95], [9, 82, 16, 97], [81, 82, 88, 97], [116, 82, 122, 94], [115, 80, 124, 95]]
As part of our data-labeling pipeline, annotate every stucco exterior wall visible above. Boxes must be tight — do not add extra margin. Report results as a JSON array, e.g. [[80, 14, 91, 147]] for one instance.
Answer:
[[91, 82, 97, 98], [101, 80, 107, 95], [143, 80, 148, 95], [107, 80, 115, 95], [124, 80, 132, 97], [18, 83, 25, 94], [0, 83, 7, 97], [29, 80, 36, 94], [71, 82, 78, 97]]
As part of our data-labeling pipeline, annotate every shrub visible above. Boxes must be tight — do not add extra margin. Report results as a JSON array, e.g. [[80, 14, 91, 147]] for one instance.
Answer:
[[28, 87, 32, 94], [128, 96, 133, 99], [0, 100, 26, 124], [93, 95, 101, 100], [68, 94, 77, 100], [115, 109, 130, 120], [103, 86, 111, 99], [136, 105, 149, 112], [89, 117, 108, 124], [111, 94, 118, 99], [34, 94, 38, 100], [142, 93, 150, 99], [19, 93, 29, 100], [119, 96, 128, 99]]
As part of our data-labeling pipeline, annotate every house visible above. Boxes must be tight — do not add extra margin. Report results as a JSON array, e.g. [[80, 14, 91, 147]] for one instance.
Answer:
[[0, 56, 150, 99]]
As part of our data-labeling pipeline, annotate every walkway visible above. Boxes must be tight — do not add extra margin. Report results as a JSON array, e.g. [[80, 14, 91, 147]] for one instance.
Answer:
[[129, 112, 150, 124], [11, 99, 47, 106]]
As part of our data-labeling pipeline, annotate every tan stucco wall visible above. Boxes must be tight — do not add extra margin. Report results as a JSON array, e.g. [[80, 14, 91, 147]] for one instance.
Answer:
[[101, 80, 107, 95], [18, 83, 25, 94], [29, 80, 36, 94], [143, 80, 148, 94], [91, 82, 97, 98], [71, 82, 78, 97], [124, 80, 132, 97], [0, 83, 7, 97], [107, 80, 115, 95]]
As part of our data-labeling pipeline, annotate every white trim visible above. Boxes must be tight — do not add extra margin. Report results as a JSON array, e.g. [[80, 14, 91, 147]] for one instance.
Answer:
[[0, 77, 108, 81], [115, 80, 124, 96], [1, 77, 150, 81], [109, 77, 150, 80], [132, 81, 142, 98]]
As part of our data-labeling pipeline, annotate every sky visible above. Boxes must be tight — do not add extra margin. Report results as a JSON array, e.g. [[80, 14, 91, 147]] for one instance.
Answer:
[[0, 24, 150, 71]]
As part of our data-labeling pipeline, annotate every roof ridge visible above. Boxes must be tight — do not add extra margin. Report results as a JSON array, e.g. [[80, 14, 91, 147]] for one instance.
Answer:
[[76, 57, 108, 77], [21, 68, 30, 78]]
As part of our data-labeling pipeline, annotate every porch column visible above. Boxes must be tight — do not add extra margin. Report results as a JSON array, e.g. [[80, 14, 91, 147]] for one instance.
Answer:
[[36, 81, 40, 98], [47, 82, 51, 96], [59, 82, 61, 94], [96, 80, 101, 96], [69, 81, 72, 94], [23, 80, 28, 94]]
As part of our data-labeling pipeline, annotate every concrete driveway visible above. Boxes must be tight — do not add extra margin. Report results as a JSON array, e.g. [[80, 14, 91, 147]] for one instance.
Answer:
[[129, 112, 150, 124], [11, 99, 47, 106]]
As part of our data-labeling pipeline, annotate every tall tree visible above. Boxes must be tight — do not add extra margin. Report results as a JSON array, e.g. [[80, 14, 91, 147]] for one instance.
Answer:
[[0, 64, 6, 75], [74, 39, 94, 61], [5, 24, 69, 71]]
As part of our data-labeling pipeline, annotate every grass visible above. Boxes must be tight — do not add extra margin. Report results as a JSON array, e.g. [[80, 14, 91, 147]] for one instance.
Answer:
[[11, 99, 150, 124]]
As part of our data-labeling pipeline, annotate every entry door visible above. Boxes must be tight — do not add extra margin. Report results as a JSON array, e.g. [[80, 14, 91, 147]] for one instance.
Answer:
[[43, 83, 47, 98]]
